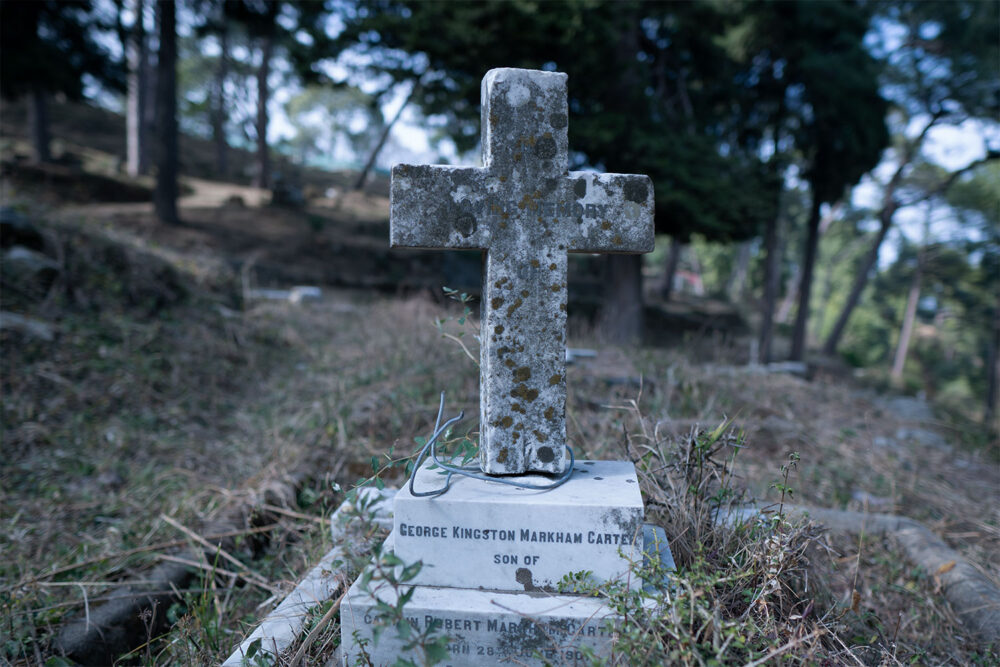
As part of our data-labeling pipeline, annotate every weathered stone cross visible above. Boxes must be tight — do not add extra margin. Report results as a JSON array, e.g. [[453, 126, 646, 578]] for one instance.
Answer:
[[391, 68, 654, 476]]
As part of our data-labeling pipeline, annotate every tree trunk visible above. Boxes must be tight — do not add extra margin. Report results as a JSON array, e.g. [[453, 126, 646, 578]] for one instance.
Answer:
[[28, 86, 51, 163], [986, 291, 1000, 431], [822, 208, 895, 355], [253, 34, 272, 189], [153, 0, 178, 224], [142, 9, 156, 174], [758, 216, 781, 364], [661, 237, 682, 302], [774, 265, 798, 324], [790, 195, 822, 361], [354, 82, 418, 191], [726, 241, 751, 303], [211, 20, 229, 178], [126, 0, 147, 177], [890, 259, 922, 385], [598, 254, 644, 344]]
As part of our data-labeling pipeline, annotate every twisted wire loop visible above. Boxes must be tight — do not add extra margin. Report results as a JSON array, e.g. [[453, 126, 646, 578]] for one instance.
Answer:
[[407, 392, 575, 498]]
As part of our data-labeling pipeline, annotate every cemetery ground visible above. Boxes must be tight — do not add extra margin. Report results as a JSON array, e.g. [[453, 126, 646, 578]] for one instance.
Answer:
[[3, 120, 999, 664]]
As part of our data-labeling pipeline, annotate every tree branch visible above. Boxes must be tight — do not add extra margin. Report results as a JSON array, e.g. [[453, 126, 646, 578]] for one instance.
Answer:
[[898, 152, 999, 208]]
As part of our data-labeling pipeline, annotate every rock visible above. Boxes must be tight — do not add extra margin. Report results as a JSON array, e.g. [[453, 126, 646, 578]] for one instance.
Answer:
[[247, 286, 322, 304], [850, 490, 896, 512], [3, 245, 59, 276], [0, 310, 55, 341], [895, 427, 950, 450], [885, 396, 935, 422], [0, 206, 45, 250]]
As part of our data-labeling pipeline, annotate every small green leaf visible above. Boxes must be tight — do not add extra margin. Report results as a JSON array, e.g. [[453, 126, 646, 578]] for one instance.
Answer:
[[400, 562, 423, 581], [424, 638, 451, 665], [395, 618, 412, 640]]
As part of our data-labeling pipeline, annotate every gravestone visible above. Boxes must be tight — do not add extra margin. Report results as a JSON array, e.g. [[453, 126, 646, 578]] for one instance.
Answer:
[[341, 68, 664, 665], [391, 68, 653, 475]]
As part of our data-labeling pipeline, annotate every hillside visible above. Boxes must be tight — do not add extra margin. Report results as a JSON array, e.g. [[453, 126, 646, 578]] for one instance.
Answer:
[[1, 100, 997, 665]]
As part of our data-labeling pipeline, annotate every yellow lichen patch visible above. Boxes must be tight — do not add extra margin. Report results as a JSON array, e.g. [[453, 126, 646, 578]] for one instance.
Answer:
[[544, 407, 555, 420], [497, 447, 508, 463], [548, 374, 562, 386], [514, 152, 522, 162], [550, 284, 561, 292], [533, 430, 548, 442], [530, 259, 540, 268], [559, 303, 566, 312], [613, 235, 623, 245], [601, 221, 611, 230], [514, 366, 532, 382], [549, 263, 557, 270], [510, 384, 539, 402], [500, 416, 513, 428], [504, 358, 516, 368], [521, 290, 529, 298], [512, 403, 525, 414], [506, 297, 523, 316], [499, 175, 507, 182], [495, 324, 504, 334], [491, 296, 504, 309], [512, 431, 520, 441], [499, 222, 508, 229]]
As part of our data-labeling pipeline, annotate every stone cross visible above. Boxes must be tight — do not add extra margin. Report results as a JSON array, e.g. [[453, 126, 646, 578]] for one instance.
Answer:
[[390, 68, 654, 475]]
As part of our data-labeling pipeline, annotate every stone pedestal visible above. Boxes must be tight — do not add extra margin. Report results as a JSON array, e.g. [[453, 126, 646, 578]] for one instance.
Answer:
[[341, 461, 671, 665], [394, 460, 643, 591]]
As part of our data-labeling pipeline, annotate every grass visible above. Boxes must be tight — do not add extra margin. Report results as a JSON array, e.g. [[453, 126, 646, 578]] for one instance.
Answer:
[[1, 155, 996, 663]]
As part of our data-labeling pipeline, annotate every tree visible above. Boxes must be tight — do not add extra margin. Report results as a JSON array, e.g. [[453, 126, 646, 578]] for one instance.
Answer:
[[822, 0, 1000, 356], [338, 0, 779, 342], [889, 210, 930, 384], [211, 6, 230, 177], [284, 84, 384, 168], [224, 1, 338, 189], [0, 1, 122, 163], [747, 2, 888, 361], [154, 0, 178, 224], [945, 163, 1000, 429], [696, 1, 887, 362], [126, 0, 149, 176]]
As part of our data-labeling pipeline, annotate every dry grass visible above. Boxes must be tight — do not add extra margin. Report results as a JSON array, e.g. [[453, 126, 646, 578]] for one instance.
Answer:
[[0, 196, 475, 663], [1, 152, 996, 663]]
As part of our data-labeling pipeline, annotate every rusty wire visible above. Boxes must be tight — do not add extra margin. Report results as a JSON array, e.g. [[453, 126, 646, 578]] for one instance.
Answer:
[[407, 392, 575, 497]]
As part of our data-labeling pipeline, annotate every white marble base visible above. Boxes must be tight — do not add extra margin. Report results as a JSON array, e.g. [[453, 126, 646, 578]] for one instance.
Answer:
[[340, 524, 673, 665], [340, 561, 618, 666], [393, 460, 644, 591]]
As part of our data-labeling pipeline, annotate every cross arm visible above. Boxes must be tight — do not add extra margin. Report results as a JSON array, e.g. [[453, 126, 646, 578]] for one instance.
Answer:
[[390, 164, 490, 250], [564, 172, 655, 254]]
